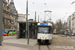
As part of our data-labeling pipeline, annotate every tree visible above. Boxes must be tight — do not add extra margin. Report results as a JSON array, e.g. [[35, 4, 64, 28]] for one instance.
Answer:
[[51, 22, 56, 32], [55, 19, 62, 33]]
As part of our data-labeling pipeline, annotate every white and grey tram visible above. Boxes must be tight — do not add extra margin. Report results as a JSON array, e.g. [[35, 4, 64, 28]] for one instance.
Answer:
[[37, 23, 53, 44]]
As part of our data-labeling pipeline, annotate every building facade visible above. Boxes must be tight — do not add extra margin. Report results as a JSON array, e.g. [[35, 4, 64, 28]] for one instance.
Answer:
[[67, 16, 71, 31], [17, 14, 26, 30], [3, 0, 12, 29], [3, 0, 18, 31], [72, 13, 75, 33], [67, 12, 75, 33], [10, 0, 18, 30], [18, 14, 26, 22]]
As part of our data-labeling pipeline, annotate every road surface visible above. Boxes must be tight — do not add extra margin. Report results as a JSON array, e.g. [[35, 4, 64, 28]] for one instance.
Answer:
[[33, 35, 75, 50]]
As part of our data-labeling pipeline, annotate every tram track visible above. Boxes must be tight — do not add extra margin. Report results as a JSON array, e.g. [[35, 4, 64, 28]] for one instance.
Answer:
[[38, 44, 51, 50], [47, 45, 51, 50], [59, 36, 75, 49], [33, 35, 75, 50], [60, 36, 72, 46]]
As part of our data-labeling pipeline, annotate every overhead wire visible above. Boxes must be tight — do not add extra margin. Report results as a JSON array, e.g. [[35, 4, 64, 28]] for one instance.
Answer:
[[64, 4, 72, 17], [44, 0, 48, 10], [62, 4, 73, 22], [72, 4, 75, 10]]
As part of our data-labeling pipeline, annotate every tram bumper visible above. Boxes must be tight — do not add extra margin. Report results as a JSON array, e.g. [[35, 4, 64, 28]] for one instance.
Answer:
[[37, 39, 52, 43]]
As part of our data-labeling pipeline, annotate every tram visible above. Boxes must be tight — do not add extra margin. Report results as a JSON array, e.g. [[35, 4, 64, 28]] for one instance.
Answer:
[[37, 23, 53, 44]]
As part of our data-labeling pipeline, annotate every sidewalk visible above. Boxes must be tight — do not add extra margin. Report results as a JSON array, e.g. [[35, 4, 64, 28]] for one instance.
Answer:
[[3, 36, 16, 40], [0, 36, 37, 50], [0, 45, 28, 50]]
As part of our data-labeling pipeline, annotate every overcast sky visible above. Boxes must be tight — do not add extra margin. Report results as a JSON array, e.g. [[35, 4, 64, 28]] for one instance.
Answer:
[[12, 0, 75, 23]]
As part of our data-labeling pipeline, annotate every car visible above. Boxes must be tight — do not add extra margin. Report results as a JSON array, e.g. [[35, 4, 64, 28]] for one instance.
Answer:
[[71, 33, 75, 36]]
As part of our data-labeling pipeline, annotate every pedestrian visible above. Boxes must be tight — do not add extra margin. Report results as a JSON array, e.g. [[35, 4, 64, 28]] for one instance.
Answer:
[[22, 30, 25, 38]]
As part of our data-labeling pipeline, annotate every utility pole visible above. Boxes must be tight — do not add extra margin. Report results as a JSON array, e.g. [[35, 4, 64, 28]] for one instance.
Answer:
[[0, 0, 3, 46], [34, 11, 36, 39], [44, 12, 46, 21], [38, 15, 39, 22], [26, 0, 29, 44], [63, 18, 65, 34], [35, 11, 36, 22], [50, 11, 52, 22]]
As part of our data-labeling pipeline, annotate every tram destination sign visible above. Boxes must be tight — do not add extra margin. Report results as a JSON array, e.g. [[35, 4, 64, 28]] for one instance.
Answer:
[[40, 23, 48, 26]]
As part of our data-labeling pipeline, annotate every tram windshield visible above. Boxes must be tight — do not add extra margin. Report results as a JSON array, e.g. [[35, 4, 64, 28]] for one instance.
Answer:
[[38, 26, 52, 33]]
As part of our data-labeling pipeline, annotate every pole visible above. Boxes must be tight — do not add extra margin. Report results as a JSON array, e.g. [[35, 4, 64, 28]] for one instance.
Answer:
[[44, 12, 46, 21], [50, 12, 51, 22], [35, 28, 36, 39], [26, 0, 29, 44], [64, 21, 65, 35], [0, 0, 3, 46], [50, 11, 52, 22], [34, 11, 36, 38], [35, 11, 36, 22], [38, 15, 39, 22], [28, 22, 29, 39]]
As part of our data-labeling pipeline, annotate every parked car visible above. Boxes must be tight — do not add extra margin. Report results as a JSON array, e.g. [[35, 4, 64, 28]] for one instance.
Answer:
[[71, 33, 75, 36]]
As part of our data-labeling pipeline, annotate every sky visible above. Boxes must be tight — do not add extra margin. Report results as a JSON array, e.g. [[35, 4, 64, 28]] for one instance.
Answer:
[[12, 0, 75, 23]]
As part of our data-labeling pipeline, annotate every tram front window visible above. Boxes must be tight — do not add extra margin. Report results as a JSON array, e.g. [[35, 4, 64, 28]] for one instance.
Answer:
[[38, 26, 52, 33]]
